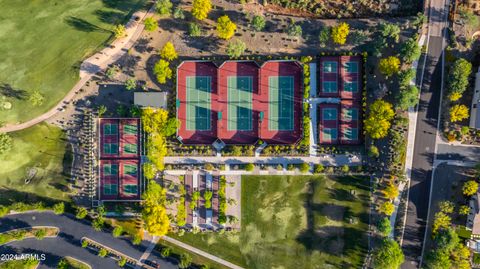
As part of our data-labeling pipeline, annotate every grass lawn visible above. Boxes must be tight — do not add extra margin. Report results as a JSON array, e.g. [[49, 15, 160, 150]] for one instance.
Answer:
[[0, 123, 71, 205], [0, 0, 146, 124], [170, 175, 370, 269], [63, 257, 91, 269]]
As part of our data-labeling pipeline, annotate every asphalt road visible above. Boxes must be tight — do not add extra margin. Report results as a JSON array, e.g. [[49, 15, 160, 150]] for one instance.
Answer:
[[0, 212, 177, 269], [401, 0, 448, 264]]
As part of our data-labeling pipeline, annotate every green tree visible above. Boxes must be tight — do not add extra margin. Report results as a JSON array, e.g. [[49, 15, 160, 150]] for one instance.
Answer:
[[156, 0, 173, 15], [98, 105, 107, 117], [400, 37, 421, 63], [372, 238, 404, 269], [160, 42, 178, 61], [161, 247, 171, 258], [462, 180, 478, 196], [300, 162, 310, 173], [118, 257, 127, 267], [144, 17, 158, 32], [379, 201, 395, 216], [245, 163, 255, 172], [192, 0, 212, 20], [425, 249, 452, 269], [398, 69, 416, 87], [98, 248, 108, 257], [438, 201, 455, 214], [106, 66, 118, 79], [92, 217, 104, 231], [449, 104, 469, 123], [396, 85, 419, 110], [173, 7, 185, 19], [132, 234, 142, 245], [447, 58, 472, 101], [143, 162, 157, 180], [226, 39, 246, 58], [318, 27, 330, 47], [113, 24, 126, 38], [341, 165, 349, 173], [382, 181, 399, 201], [331, 22, 349, 45], [0, 133, 13, 155], [287, 23, 302, 37], [217, 15, 237, 40], [379, 56, 401, 77], [29, 90, 45, 106], [459, 205, 470, 215], [112, 226, 123, 237], [34, 229, 46, 240], [53, 202, 64, 215], [153, 59, 172, 84], [188, 22, 202, 37], [81, 239, 88, 248], [57, 259, 68, 269], [142, 180, 170, 236], [377, 217, 392, 236], [314, 164, 324, 173], [75, 207, 88, 219], [251, 15, 266, 31], [364, 99, 395, 139], [368, 145, 380, 158], [179, 253, 192, 269], [432, 211, 451, 234], [379, 22, 401, 42], [125, 78, 137, 91]]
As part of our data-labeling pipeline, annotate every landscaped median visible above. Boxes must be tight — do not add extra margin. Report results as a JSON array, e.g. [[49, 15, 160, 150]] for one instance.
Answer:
[[80, 237, 136, 268], [0, 226, 59, 246]]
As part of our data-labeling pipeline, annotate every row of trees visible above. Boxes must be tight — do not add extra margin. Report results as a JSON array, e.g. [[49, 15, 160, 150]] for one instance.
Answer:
[[446, 58, 472, 123]]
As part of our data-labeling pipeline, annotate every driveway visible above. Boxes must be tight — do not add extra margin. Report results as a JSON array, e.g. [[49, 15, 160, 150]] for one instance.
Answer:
[[0, 212, 177, 269], [436, 143, 480, 161]]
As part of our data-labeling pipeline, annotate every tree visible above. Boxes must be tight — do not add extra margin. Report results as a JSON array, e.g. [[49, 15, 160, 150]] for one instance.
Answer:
[[435, 228, 459, 253], [160, 42, 178, 61], [98, 248, 108, 257], [462, 180, 478, 196], [0, 133, 13, 155], [398, 69, 416, 88], [29, 90, 45, 106], [125, 78, 137, 91], [75, 207, 88, 219], [251, 15, 266, 31], [142, 180, 170, 236], [53, 202, 64, 215], [459, 205, 470, 215], [378, 217, 392, 236], [112, 226, 123, 237], [396, 85, 419, 110], [97, 105, 107, 117], [379, 56, 401, 77], [106, 66, 118, 79], [143, 163, 157, 180], [141, 107, 178, 136], [113, 24, 126, 38], [379, 22, 401, 42], [318, 27, 330, 47], [81, 239, 88, 248], [300, 162, 310, 173], [132, 234, 142, 245], [58, 259, 68, 269], [179, 253, 192, 269], [438, 201, 455, 214], [153, 59, 172, 84], [447, 58, 472, 101], [287, 23, 302, 37], [188, 22, 202, 37], [217, 15, 237, 40], [118, 257, 127, 267], [161, 247, 171, 257], [400, 37, 421, 63], [144, 17, 158, 32], [379, 201, 395, 216], [92, 217, 104, 231], [245, 163, 255, 172], [368, 145, 380, 158], [192, 0, 212, 20], [173, 7, 185, 19], [449, 104, 469, 123], [425, 249, 452, 269], [372, 238, 404, 269], [226, 39, 246, 58], [314, 164, 324, 174], [34, 229, 46, 240], [382, 181, 399, 201], [432, 211, 451, 234], [341, 165, 349, 173], [156, 0, 173, 15], [364, 99, 395, 139], [331, 22, 350, 45]]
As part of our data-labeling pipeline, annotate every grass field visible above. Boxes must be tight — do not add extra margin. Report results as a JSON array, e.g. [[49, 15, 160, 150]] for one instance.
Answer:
[[0, 0, 145, 124], [0, 123, 71, 204], [170, 175, 370, 269]]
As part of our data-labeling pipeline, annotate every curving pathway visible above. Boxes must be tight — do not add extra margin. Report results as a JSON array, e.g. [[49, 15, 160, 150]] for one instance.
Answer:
[[0, 212, 177, 269], [0, 4, 155, 133]]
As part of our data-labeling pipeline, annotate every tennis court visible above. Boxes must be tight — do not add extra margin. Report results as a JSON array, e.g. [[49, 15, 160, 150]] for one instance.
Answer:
[[104, 123, 118, 135], [227, 76, 253, 131], [186, 76, 212, 131], [103, 143, 119, 155], [268, 76, 294, 131]]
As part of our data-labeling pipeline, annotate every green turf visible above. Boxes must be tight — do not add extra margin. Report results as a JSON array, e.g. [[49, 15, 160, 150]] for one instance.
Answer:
[[170, 175, 370, 269], [268, 76, 294, 131], [0, 123, 71, 204], [186, 76, 211, 131], [0, 0, 146, 124], [227, 76, 252, 131]]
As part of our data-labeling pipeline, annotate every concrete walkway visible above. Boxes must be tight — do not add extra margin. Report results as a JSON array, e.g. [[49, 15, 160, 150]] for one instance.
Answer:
[[0, 4, 155, 133], [162, 236, 244, 269], [164, 154, 362, 166]]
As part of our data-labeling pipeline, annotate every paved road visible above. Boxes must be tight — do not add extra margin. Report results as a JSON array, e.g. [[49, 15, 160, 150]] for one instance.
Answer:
[[0, 5, 154, 133], [0, 212, 177, 269], [436, 143, 480, 161], [401, 0, 448, 267]]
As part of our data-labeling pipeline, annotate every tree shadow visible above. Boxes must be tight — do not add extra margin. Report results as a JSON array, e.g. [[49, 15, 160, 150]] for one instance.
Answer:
[[0, 83, 27, 100], [64, 16, 108, 33], [95, 9, 125, 25]]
